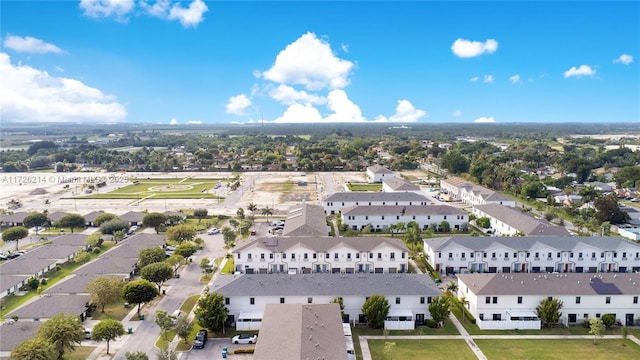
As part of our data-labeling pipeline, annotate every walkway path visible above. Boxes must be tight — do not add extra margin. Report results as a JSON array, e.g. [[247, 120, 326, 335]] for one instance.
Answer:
[[448, 313, 488, 360]]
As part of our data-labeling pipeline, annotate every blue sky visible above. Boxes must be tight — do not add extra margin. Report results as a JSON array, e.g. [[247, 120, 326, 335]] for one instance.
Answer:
[[1, 1, 638, 124]]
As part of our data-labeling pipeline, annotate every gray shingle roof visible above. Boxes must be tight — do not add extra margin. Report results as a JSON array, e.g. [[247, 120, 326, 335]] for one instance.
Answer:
[[458, 272, 640, 296], [213, 273, 441, 297], [0, 274, 31, 293], [0, 257, 58, 276], [324, 192, 430, 203], [255, 304, 347, 360], [282, 204, 328, 237], [424, 235, 640, 252], [383, 177, 420, 191], [27, 244, 82, 260], [0, 212, 29, 223], [45, 273, 121, 295], [50, 234, 89, 246], [6, 294, 90, 320], [48, 211, 72, 222], [367, 165, 393, 174], [73, 256, 137, 276], [83, 211, 107, 222], [234, 236, 408, 253], [342, 205, 465, 216], [0, 321, 40, 353], [118, 211, 145, 223], [474, 203, 569, 236]]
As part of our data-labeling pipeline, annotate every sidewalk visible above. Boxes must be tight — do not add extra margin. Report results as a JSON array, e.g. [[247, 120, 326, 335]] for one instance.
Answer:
[[86, 306, 148, 360]]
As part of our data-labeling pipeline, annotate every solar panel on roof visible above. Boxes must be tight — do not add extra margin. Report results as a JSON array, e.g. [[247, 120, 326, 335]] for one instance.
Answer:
[[589, 277, 622, 295]]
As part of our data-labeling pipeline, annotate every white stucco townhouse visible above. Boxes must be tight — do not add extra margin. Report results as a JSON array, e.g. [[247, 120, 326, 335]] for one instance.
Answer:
[[424, 236, 640, 275], [341, 205, 467, 232], [473, 203, 570, 236], [366, 165, 395, 183], [233, 236, 410, 274], [456, 273, 640, 330], [323, 192, 430, 215]]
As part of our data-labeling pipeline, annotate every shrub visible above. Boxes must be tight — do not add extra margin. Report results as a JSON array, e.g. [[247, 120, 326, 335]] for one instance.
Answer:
[[92, 247, 101, 254], [27, 277, 40, 290], [233, 348, 255, 354], [100, 219, 129, 235], [601, 313, 616, 328], [40, 278, 48, 286], [425, 319, 438, 328]]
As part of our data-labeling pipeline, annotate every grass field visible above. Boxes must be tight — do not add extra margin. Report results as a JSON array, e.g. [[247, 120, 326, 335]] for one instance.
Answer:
[[368, 339, 476, 360], [475, 339, 640, 360], [346, 183, 382, 191], [74, 178, 226, 199]]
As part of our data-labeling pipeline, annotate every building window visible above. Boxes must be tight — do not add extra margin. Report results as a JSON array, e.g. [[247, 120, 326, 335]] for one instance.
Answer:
[[513, 252, 517, 258], [483, 252, 487, 258], [326, 253, 330, 259], [280, 297, 285, 304], [479, 314, 484, 320], [461, 252, 466, 259], [313, 253, 317, 259], [307, 297, 313, 304], [378, 253, 382, 259], [605, 296, 611, 304], [347, 253, 352, 259], [517, 296, 522, 304], [247, 253, 252, 260], [237, 253, 241, 259], [334, 253, 339, 259], [356, 253, 360, 259], [260, 253, 265, 260], [381, 216, 385, 220], [250, 297, 255, 305], [304, 253, 308, 260], [492, 297, 498, 304], [633, 296, 638, 304], [402, 252, 406, 259], [504, 252, 508, 259], [570, 252, 574, 258], [369, 253, 373, 259], [396, 297, 400, 304], [576, 296, 581, 304], [448, 252, 453, 259], [427, 297, 432, 304], [557, 252, 561, 258], [225, 298, 230, 305], [438, 252, 442, 258], [420, 297, 425, 304], [485, 296, 491, 304], [613, 252, 618, 258], [269, 253, 274, 259], [390, 253, 395, 260], [600, 252, 605, 258]]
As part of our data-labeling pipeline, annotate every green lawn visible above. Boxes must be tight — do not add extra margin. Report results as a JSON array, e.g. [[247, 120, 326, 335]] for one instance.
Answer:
[[64, 346, 96, 360], [74, 178, 226, 199], [221, 257, 234, 274], [90, 298, 132, 321], [368, 339, 475, 360], [475, 339, 640, 360], [346, 183, 382, 191]]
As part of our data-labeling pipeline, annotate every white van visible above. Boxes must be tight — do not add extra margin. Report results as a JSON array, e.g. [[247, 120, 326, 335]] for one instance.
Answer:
[[171, 310, 182, 325]]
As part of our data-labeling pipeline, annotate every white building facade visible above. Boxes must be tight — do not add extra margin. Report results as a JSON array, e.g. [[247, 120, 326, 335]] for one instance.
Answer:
[[341, 205, 467, 232], [424, 236, 640, 275], [366, 165, 395, 183], [323, 192, 430, 215], [457, 273, 640, 330], [233, 237, 409, 274]]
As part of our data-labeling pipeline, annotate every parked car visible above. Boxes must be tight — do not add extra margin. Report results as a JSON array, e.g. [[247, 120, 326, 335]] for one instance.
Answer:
[[232, 333, 257, 344], [127, 225, 138, 235], [207, 227, 220, 235], [250, 230, 257, 236], [193, 329, 208, 349]]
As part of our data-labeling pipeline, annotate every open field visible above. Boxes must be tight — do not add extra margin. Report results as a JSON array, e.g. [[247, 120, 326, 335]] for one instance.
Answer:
[[474, 339, 640, 360], [368, 339, 476, 360], [346, 183, 382, 191], [74, 178, 226, 200]]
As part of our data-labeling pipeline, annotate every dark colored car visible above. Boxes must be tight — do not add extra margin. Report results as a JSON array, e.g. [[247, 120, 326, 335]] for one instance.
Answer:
[[193, 329, 208, 349]]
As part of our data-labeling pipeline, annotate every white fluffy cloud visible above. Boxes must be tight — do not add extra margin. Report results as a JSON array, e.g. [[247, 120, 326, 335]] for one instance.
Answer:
[[272, 103, 323, 123], [474, 116, 495, 123], [187, 120, 202, 124], [451, 38, 498, 58], [613, 54, 633, 65], [469, 76, 479, 82], [261, 32, 354, 91], [167, 0, 208, 27], [509, 74, 521, 84], [483, 74, 493, 83], [451, 109, 462, 117], [169, 118, 178, 125], [0, 52, 127, 122], [225, 94, 252, 115], [3, 35, 65, 54], [269, 84, 326, 105], [387, 100, 427, 122], [564, 65, 596, 78], [79, 0, 135, 21]]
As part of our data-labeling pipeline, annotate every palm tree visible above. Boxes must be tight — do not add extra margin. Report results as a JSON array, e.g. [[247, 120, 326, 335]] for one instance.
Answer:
[[446, 280, 458, 295], [261, 207, 273, 224], [459, 297, 470, 321], [579, 186, 598, 208], [247, 202, 258, 216]]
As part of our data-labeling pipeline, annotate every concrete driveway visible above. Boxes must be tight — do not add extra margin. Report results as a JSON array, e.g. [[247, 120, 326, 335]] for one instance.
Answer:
[[180, 339, 255, 360]]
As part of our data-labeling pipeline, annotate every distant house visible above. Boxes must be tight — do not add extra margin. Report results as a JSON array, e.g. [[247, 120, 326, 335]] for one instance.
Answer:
[[457, 273, 640, 330], [163, 211, 187, 225], [48, 211, 71, 224], [83, 211, 106, 227], [0, 321, 40, 358], [341, 205, 467, 232], [473, 203, 570, 236], [6, 294, 90, 322], [233, 236, 409, 274], [214, 273, 442, 330], [0, 212, 29, 227], [118, 211, 145, 226], [281, 204, 328, 237], [366, 165, 395, 183], [440, 177, 516, 207], [382, 177, 420, 193], [323, 192, 430, 215]]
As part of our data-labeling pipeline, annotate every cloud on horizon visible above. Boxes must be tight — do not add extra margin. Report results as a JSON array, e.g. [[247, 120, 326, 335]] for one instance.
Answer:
[[80, 0, 208, 27], [613, 54, 633, 65], [474, 116, 496, 123], [0, 52, 127, 123]]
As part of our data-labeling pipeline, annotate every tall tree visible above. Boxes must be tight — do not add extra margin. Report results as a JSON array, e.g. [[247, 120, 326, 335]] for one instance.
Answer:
[[138, 247, 166, 269], [236, 207, 245, 220], [247, 203, 258, 216], [94, 213, 117, 227], [121, 279, 158, 315], [173, 243, 197, 259], [166, 254, 184, 272], [55, 214, 85, 233], [23, 212, 49, 234], [589, 318, 605, 345], [192, 208, 208, 223], [361, 294, 390, 329], [2, 226, 29, 251], [594, 194, 630, 224], [91, 319, 125, 355], [535, 297, 563, 328], [140, 262, 174, 292], [428, 296, 451, 327], [175, 315, 193, 344], [142, 212, 167, 234], [260, 207, 274, 224], [86, 276, 123, 313], [10, 337, 57, 360], [194, 290, 229, 333], [166, 224, 196, 243], [37, 314, 84, 360], [200, 257, 214, 277], [155, 310, 175, 341]]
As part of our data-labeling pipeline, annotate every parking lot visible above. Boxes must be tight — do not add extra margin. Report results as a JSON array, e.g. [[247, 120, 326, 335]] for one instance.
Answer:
[[181, 338, 254, 359]]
